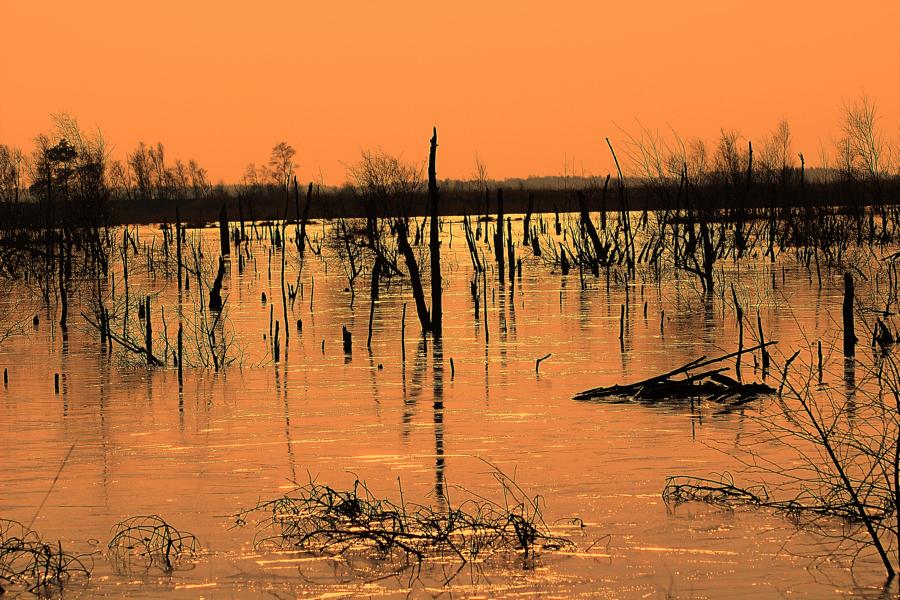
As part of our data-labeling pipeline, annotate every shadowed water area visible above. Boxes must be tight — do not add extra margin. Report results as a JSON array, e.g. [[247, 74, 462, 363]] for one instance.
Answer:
[[0, 215, 894, 598]]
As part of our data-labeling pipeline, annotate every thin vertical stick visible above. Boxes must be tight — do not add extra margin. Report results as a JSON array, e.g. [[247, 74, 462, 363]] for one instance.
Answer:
[[401, 302, 407, 363]]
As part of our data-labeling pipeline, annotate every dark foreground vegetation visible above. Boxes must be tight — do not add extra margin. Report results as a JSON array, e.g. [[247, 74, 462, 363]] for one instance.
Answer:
[[1, 466, 574, 596]]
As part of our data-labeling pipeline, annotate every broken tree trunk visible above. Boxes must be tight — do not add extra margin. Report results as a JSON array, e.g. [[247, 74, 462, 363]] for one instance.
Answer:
[[396, 219, 431, 334], [209, 256, 225, 311], [578, 190, 603, 274], [428, 127, 443, 339], [523, 192, 534, 245], [495, 188, 505, 283]]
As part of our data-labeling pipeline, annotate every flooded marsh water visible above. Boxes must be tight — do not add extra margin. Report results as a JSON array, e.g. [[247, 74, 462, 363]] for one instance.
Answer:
[[0, 215, 895, 598]]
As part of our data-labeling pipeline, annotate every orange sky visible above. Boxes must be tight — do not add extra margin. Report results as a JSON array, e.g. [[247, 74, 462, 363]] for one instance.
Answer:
[[1, 1, 897, 185]]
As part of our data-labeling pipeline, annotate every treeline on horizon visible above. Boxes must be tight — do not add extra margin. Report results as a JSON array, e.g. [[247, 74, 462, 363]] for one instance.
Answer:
[[0, 96, 897, 226]]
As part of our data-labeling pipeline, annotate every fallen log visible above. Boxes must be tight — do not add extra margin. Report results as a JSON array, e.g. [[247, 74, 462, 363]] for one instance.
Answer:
[[574, 341, 777, 403]]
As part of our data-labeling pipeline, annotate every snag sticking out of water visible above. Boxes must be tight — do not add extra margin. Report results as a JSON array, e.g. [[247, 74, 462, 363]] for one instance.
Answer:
[[573, 342, 777, 404]]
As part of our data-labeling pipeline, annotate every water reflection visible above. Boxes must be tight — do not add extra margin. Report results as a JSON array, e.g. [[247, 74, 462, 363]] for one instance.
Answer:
[[401, 339, 427, 442], [433, 339, 445, 506], [279, 366, 297, 482]]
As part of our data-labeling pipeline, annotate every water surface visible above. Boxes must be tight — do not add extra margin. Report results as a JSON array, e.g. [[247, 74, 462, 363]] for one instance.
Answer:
[[0, 216, 889, 598]]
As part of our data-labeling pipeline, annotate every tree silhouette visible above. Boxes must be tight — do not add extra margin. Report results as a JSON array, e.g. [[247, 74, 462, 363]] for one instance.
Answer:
[[268, 142, 297, 190]]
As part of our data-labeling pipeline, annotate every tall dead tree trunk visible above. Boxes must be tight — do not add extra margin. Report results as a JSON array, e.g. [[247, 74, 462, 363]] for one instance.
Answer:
[[175, 206, 183, 291], [495, 188, 505, 283], [428, 127, 442, 339]]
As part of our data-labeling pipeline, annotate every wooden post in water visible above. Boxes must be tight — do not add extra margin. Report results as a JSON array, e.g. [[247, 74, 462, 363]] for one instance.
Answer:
[[843, 273, 856, 357]]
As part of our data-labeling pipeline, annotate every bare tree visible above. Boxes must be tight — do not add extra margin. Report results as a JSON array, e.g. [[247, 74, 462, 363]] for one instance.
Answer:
[[714, 129, 749, 189], [188, 159, 210, 199], [128, 142, 153, 201], [345, 148, 422, 263], [759, 119, 795, 184], [0, 144, 26, 203], [472, 153, 489, 192], [269, 142, 297, 190], [107, 159, 131, 200], [838, 94, 890, 186], [348, 149, 423, 205], [331, 149, 424, 308], [242, 163, 260, 188]]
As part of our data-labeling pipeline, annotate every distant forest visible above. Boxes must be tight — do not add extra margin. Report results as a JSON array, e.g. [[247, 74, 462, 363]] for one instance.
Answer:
[[0, 96, 897, 226]]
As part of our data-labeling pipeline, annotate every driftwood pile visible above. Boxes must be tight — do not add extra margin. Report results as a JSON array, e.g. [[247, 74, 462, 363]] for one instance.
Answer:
[[574, 342, 777, 403]]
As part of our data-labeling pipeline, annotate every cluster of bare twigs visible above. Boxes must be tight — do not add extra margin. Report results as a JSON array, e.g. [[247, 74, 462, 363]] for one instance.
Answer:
[[662, 474, 881, 523], [233, 467, 575, 564], [108, 515, 200, 571], [664, 333, 900, 578], [80, 225, 240, 371], [0, 518, 92, 595]]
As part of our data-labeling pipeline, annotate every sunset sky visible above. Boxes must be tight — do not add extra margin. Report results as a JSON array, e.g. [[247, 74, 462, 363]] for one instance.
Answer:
[[1, 1, 897, 185]]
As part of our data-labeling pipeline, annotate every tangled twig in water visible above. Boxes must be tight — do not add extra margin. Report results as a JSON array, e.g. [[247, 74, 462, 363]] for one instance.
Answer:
[[108, 515, 200, 571], [0, 518, 92, 595], [233, 466, 576, 564]]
